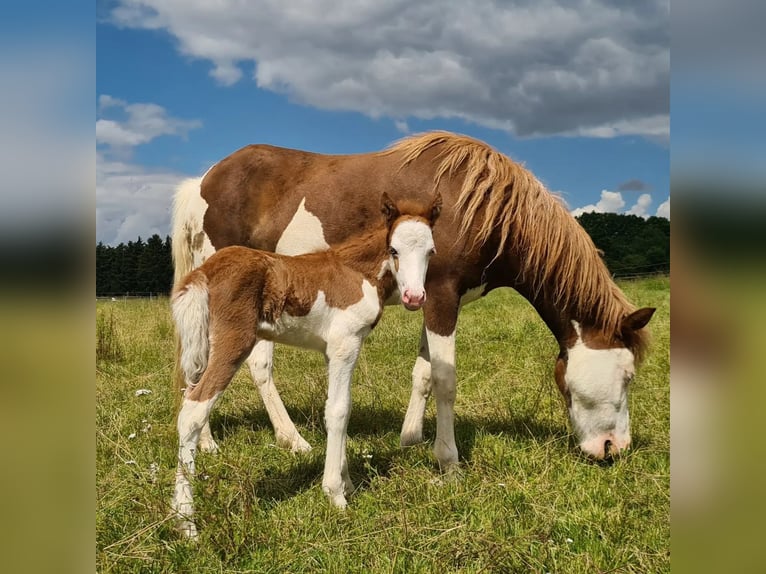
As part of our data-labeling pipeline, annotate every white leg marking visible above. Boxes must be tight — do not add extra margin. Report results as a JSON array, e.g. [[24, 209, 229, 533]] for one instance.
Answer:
[[198, 421, 219, 454], [245, 340, 312, 453], [322, 336, 362, 509], [427, 328, 459, 471], [172, 394, 220, 538], [401, 325, 432, 446]]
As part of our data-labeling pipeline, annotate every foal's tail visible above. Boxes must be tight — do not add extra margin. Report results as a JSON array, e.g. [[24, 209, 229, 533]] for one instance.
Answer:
[[171, 274, 210, 396]]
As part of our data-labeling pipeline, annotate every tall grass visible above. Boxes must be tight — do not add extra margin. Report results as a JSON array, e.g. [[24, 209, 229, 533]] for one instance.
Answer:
[[97, 277, 669, 573]]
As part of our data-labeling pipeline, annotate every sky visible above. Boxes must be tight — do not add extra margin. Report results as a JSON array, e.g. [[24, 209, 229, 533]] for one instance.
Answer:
[[96, 0, 670, 246]]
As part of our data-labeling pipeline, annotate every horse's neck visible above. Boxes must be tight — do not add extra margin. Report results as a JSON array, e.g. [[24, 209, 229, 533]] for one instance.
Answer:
[[333, 228, 395, 298]]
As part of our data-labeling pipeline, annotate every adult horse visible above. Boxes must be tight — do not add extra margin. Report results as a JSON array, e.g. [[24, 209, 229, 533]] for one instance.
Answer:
[[171, 131, 655, 468]]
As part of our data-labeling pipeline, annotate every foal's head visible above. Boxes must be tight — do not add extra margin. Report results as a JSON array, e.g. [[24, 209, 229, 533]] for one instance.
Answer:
[[555, 308, 655, 460], [381, 192, 442, 311]]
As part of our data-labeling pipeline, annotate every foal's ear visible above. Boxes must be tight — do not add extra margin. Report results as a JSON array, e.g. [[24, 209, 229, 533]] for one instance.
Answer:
[[621, 307, 656, 332], [381, 192, 399, 223], [429, 192, 443, 225]]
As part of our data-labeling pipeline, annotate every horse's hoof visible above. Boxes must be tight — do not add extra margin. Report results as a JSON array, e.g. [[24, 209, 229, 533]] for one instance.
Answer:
[[330, 494, 348, 509]]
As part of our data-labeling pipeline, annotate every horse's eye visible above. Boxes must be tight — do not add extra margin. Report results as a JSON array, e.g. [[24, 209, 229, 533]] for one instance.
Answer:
[[428, 248, 436, 256], [389, 247, 398, 257]]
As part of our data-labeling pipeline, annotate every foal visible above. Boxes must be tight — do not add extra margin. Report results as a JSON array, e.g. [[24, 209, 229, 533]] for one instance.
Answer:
[[171, 192, 441, 537]]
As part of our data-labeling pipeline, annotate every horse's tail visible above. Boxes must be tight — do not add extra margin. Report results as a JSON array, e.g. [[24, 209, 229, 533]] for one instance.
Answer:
[[171, 274, 210, 397], [172, 176, 206, 287], [171, 175, 207, 406]]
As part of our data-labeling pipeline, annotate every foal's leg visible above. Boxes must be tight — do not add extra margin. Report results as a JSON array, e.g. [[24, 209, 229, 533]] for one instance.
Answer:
[[322, 336, 362, 508], [173, 349, 249, 538], [173, 390, 221, 538], [198, 420, 219, 453], [245, 340, 312, 453], [400, 324, 432, 446]]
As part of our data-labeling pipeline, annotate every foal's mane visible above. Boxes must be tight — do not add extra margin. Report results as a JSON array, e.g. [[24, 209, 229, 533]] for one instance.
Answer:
[[386, 131, 648, 359]]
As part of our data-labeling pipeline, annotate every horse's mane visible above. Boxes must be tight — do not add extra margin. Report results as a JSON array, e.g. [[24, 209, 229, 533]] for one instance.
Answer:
[[387, 131, 649, 360]]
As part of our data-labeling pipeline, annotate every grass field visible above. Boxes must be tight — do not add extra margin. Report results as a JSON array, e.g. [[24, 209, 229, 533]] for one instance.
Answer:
[[96, 276, 669, 573]]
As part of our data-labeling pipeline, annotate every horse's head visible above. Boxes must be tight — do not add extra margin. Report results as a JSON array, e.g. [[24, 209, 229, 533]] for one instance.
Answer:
[[381, 192, 442, 311], [555, 308, 655, 460]]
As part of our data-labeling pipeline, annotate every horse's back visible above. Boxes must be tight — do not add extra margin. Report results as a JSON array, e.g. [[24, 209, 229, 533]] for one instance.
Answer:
[[198, 144, 432, 253]]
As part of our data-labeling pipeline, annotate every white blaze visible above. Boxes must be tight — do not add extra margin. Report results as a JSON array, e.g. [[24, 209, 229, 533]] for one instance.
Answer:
[[565, 321, 635, 458], [388, 219, 434, 304]]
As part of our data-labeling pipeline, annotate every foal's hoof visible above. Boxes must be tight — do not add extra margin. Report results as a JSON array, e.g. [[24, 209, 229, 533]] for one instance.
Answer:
[[277, 433, 313, 454], [400, 428, 424, 447], [176, 519, 199, 540], [198, 437, 219, 454]]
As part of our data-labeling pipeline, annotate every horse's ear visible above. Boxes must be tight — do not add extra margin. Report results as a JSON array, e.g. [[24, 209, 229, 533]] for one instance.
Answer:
[[381, 192, 399, 223], [429, 192, 443, 225], [621, 307, 655, 332]]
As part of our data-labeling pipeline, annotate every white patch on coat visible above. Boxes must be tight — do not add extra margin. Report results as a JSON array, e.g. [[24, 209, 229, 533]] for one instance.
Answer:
[[173, 393, 221, 538], [388, 219, 435, 301], [172, 175, 216, 271], [459, 284, 487, 307], [424, 328, 459, 469], [565, 320, 635, 457], [257, 280, 380, 352], [276, 198, 330, 255]]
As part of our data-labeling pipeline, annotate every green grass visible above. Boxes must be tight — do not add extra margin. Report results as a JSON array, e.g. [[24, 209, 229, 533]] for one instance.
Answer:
[[97, 277, 669, 573]]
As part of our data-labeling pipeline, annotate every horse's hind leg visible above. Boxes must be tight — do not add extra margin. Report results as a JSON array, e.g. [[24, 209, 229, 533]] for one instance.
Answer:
[[401, 324, 432, 446], [245, 340, 312, 453]]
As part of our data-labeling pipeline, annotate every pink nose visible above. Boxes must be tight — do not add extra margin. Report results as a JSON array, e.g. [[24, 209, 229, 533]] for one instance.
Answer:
[[402, 289, 426, 310]]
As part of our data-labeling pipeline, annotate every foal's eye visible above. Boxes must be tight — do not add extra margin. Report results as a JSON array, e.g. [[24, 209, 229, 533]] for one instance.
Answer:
[[428, 248, 436, 257], [389, 247, 398, 257]]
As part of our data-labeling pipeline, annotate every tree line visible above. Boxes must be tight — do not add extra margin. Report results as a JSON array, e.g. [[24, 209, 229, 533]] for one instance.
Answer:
[[96, 213, 669, 296], [97, 234, 173, 295]]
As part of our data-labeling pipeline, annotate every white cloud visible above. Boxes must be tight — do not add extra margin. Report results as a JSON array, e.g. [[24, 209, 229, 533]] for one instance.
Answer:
[[394, 119, 410, 134], [97, 96, 202, 151], [107, 0, 669, 140], [626, 193, 653, 217], [95, 96, 203, 244], [572, 190, 671, 220], [656, 198, 670, 219], [571, 190, 626, 217], [96, 153, 187, 245]]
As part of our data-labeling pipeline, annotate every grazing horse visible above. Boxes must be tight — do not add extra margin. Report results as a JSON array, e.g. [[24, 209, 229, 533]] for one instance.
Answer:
[[171, 192, 441, 537], [171, 131, 655, 469]]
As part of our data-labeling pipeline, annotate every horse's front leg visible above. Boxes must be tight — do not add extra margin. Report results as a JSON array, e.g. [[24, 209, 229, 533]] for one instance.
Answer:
[[246, 340, 312, 453], [400, 323, 432, 446], [423, 296, 460, 471], [322, 336, 362, 508]]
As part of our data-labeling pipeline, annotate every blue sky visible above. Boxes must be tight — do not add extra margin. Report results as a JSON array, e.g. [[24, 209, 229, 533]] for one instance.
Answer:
[[96, 1, 670, 245]]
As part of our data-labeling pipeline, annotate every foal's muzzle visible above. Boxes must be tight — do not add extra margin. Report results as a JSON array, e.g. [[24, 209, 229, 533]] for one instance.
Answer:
[[402, 289, 426, 310]]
